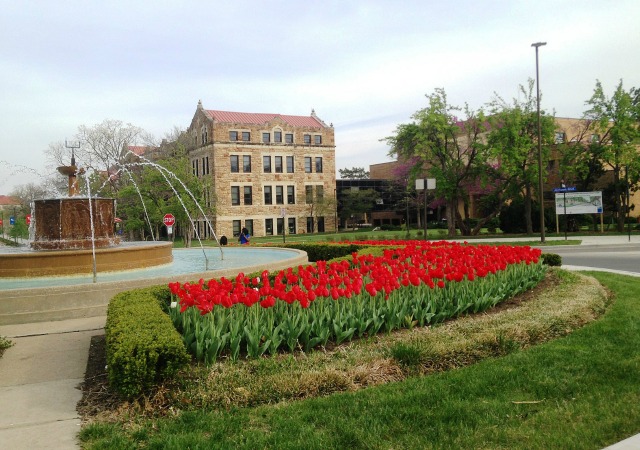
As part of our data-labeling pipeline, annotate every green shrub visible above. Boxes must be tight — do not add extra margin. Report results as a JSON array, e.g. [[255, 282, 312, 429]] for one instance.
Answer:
[[280, 243, 364, 262], [541, 253, 562, 266], [105, 288, 189, 398]]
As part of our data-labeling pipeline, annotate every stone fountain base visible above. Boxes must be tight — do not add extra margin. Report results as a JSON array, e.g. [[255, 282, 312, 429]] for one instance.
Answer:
[[0, 242, 173, 277], [31, 198, 120, 251]]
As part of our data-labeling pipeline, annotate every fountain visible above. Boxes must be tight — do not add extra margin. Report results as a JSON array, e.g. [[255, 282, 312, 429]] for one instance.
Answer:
[[0, 156, 173, 278], [0, 156, 308, 325]]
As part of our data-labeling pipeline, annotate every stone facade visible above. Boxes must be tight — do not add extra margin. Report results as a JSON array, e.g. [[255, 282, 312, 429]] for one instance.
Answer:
[[187, 102, 337, 238]]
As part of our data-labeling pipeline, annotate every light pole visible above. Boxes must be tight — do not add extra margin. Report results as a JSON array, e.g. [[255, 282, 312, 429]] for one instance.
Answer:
[[532, 41, 547, 243]]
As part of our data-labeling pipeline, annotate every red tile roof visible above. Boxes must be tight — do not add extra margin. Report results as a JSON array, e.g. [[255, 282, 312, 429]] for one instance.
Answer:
[[0, 195, 20, 206], [204, 110, 326, 128], [127, 146, 149, 156]]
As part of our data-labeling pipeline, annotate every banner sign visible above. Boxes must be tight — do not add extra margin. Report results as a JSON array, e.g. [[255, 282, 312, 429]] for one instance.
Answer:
[[555, 191, 603, 215]]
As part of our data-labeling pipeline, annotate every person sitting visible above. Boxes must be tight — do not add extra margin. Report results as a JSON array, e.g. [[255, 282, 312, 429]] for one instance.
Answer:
[[239, 227, 250, 245]]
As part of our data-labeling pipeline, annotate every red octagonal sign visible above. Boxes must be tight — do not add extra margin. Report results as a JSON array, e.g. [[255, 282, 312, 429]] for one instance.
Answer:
[[163, 213, 175, 227]]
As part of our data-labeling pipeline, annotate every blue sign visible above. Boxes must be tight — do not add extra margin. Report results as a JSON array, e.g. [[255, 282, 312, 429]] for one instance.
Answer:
[[9, 216, 15, 225], [553, 186, 576, 193]]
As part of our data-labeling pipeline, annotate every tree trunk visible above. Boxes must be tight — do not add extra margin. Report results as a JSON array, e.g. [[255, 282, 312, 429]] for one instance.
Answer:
[[446, 198, 457, 237]]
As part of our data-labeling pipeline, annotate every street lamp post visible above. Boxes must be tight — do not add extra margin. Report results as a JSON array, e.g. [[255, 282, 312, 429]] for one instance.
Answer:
[[532, 41, 547, 243]]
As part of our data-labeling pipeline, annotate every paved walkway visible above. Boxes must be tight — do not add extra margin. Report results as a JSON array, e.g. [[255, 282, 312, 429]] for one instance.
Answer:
[[0, 235, 638, 449]]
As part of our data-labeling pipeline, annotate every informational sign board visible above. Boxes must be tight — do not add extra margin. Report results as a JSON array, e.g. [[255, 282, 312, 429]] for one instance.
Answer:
[[554, 191, 603, 215]]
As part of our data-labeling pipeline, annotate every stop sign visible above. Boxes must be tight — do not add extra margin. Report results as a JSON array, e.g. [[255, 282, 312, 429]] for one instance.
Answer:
[[163, 213, 175, 227]]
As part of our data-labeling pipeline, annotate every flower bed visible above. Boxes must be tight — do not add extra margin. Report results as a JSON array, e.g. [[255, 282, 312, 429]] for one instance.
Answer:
[[168, 241, 545, 363]]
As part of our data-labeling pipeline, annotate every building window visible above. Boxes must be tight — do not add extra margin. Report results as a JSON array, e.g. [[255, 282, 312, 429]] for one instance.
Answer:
[[264, 186, 272, 205], [306, 216, 314, 233], [304, 157, 312, 173], [243, 155, 251, 173], [231, 186, 240, 206], [304, 134, 311, 145], [274, 156, 283, 173], [262, 132, 270, 143], [314, 135, 322, 145], [244, 186, 253, 205], [263, 156, 271, 173], [193, 159, 198, 176], [288, 217, 296, 234], [242, 131, 251, 142], [230, 131, 238, 141], [245, 219, 253, 237], [276, 185, 284, 205], [305, 185, 313, 203], [286, 156, 294, 173], [315, 157, 323, 173], [274, 131, 282, 143], [317, 216, 325, 232], [590, 134, 600, 143], [265, 218, 273, 235], [233, 220, 241, 237], [230, 155, 239, 173], [277, 217, 284, 235], [316, 185, 324, 201], [554, 132, 565, 144], [285, 133, 293, 144], [204, 156, 209, 175], [287, 185, 295, 204]]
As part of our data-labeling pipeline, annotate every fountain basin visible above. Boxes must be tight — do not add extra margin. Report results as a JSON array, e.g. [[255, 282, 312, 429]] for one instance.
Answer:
[[0, 241, 173, 277], [0, 246, 308, 325]]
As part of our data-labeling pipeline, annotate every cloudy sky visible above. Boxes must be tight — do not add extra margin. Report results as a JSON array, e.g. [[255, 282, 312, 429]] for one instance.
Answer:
[[1, 0, 639, 193]]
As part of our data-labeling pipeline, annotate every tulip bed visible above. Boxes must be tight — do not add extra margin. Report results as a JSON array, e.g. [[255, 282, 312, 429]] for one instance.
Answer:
[[168, 241, 545, 364]]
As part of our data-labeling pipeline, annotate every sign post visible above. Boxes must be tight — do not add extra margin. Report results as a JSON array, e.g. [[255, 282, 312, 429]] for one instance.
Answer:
[[415, 178, 436, 240], [163, 213, 176, 236]]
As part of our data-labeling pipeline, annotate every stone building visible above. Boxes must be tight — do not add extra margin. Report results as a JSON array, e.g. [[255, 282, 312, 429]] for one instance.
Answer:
[[187, 101, 336, 238]]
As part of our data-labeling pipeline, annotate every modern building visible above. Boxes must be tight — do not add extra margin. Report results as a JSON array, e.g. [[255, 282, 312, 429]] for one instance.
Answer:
[[186, 101, 336, 238]]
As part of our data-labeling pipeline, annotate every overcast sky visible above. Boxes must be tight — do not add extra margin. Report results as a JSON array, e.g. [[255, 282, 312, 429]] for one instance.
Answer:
[[1, 0, 639, 194]]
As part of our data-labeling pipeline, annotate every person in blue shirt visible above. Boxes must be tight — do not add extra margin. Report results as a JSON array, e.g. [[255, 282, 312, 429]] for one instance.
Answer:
[[239, 227, 250, 245]]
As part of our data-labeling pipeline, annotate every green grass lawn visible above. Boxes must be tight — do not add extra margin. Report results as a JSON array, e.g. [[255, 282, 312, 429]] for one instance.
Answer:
[[80, 271, 640, 449], [173, 228, 584, 247]]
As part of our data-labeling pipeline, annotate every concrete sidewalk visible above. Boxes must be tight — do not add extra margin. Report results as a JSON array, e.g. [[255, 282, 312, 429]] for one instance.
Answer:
[[0, 234, 638, 449], [0, 316, 105, 450]]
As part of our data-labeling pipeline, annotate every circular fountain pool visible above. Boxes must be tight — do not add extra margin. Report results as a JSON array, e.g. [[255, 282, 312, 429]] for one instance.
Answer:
[[0, 246, 308, 325]]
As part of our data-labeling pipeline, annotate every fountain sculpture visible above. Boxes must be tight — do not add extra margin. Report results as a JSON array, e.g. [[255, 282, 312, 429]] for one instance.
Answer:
[[0, 157, 173, 277]]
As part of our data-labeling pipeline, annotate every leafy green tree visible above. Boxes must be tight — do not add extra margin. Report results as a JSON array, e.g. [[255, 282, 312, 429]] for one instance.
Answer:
[[486, 79, 556, 235], [338, 167, 370, 179], [116, 135, 212, 246], [583, 80, 640, 231], [385, 88, 490, 237], [9, 216, 28, 241]]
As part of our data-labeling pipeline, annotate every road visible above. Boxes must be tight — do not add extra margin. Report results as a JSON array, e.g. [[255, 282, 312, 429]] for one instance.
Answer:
[[534, 243, 640, 275]]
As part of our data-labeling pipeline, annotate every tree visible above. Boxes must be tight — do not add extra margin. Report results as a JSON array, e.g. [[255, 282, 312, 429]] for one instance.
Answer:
[[338, 167, 370, 179], [46, 119, 153, 196], [385, 88, 490, 237], [302, 185, 336, 233], [583, 80, 640, 231], [116, 131, 212, 246], [486, 79, 556, 235]]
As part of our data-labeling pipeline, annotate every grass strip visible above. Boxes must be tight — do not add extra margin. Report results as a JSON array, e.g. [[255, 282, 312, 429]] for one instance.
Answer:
[[80, 271, 639, 449]]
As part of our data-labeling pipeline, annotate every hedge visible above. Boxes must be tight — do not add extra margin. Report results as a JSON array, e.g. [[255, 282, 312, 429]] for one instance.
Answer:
[[105, 286, 189, 398]]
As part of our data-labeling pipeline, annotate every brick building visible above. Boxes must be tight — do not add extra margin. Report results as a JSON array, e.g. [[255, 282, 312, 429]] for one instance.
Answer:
[[187, 101, 336, 238]]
